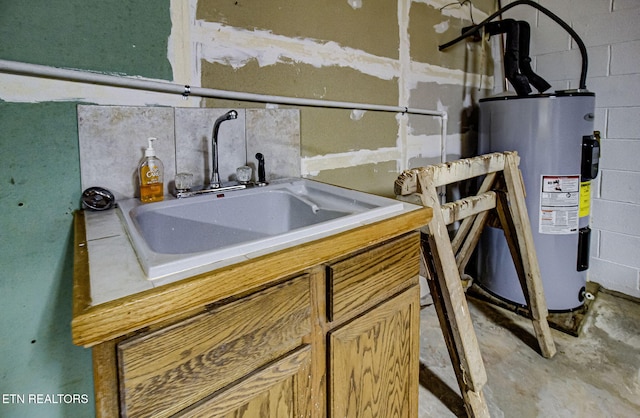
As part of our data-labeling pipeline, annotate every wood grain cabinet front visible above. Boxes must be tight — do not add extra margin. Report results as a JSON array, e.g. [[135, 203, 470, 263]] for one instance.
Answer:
[[327, 233, 420, 322], [117, 275, 311, 418], [85, 231, 424, 417], [177, 345, 312, 417], [328, 285, 420, 418]]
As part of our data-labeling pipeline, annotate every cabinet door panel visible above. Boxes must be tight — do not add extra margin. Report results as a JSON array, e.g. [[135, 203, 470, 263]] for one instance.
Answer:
[[327, 232, 419, 322], [178, 345, 312, 418], [118, 275, 311, 418], [329, 286, 419, 418]]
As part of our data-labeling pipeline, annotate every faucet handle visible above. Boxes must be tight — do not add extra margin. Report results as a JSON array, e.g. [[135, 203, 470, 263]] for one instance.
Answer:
[[255, 153, 268, 186]]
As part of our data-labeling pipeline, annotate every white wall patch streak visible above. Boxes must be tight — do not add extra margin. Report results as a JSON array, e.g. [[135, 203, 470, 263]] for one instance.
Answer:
[[433, 20, 449, 34], [301, 147, 401, 176], [350, 109, 367, 120], [463, 92, 473, 108], [406, 132, 460, 160], [167, 0, 200, 107], [406, 134, 446, 160], [195, 21, 399, 80], [0, 73, 191, 106], [397, 0, 411, 172], [348, 0, 363, 9], [408, 60, 493, 89], [168, 0, 197, 86], [417, 0, 489, 21]]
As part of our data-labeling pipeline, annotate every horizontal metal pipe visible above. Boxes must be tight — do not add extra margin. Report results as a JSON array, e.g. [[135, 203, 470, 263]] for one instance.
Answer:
[[0, 58, 450, 172], [0, 59, 447, 117]]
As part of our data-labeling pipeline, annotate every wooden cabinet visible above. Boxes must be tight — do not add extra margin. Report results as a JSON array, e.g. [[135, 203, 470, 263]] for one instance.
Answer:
[[117, 276, 312, 417], [83, 230, 422, 417]]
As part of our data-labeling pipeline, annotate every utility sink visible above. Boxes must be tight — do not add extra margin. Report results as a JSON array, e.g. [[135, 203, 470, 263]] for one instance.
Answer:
[[117, 178, 405, 279]]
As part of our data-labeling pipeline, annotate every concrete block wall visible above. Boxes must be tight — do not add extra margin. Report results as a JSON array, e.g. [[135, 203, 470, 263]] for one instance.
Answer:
[[502, 0, 640, 298]]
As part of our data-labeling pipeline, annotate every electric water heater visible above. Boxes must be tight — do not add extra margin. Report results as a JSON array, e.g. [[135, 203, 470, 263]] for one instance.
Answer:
[[477, 92, 597, 311]]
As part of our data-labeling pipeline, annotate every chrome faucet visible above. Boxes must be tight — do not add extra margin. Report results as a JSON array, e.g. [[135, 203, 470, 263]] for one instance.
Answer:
[[209, 110, 238, 188]]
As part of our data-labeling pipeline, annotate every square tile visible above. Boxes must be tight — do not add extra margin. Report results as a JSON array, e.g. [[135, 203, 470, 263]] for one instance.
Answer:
[[78, 105, 175, 200]]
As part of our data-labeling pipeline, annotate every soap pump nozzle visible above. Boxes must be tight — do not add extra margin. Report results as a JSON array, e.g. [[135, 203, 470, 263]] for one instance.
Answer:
[[145, 137, 157, 157]]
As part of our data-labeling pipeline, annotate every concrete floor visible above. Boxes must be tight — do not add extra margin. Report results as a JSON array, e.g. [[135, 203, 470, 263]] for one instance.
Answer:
[[418, 290, 640, 417]]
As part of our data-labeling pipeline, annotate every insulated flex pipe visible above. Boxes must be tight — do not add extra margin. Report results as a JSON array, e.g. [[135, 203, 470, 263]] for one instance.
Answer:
[[438, 0, 589, 91]]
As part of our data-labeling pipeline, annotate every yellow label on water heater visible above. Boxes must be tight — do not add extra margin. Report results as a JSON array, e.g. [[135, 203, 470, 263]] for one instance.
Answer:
[[579, 181, 591, 217]]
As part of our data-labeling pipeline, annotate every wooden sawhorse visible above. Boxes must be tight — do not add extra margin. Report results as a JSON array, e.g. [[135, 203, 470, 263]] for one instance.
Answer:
[[395, 151, 556, 417]]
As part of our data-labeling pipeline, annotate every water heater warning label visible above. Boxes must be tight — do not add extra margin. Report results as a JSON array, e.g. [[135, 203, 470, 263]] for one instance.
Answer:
[[539, 175, 580, 234]]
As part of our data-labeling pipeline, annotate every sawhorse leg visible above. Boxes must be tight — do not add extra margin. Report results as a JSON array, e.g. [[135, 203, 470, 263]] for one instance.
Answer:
[[420, 177, 490, 418]]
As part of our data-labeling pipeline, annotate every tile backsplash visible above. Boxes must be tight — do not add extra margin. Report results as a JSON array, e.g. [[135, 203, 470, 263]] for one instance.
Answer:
[[78, 105, 300, 200]]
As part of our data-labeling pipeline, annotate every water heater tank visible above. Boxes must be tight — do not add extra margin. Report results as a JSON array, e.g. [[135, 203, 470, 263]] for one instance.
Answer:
[[477, 92, 596, 311]]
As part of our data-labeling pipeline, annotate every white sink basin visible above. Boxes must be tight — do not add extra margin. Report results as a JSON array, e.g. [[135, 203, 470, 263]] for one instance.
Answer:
[[117, 178, 405, 279]]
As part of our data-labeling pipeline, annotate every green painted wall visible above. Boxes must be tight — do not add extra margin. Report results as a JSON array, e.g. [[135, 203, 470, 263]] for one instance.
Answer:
[[0, 0, 172, 77], [0, 2, 171, 417], [0, 102, 91, 417]]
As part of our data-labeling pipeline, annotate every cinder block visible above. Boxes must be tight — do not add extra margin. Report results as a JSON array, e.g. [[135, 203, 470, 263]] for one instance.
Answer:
[[546, 79, 570, 92], [600, 139, 640, 171], [613, 0, 640, 12], [567, 0, 611, 17], [599, 170, 640, 204], [589, 74, 640, 107], [539, 0, 571, 22], [572, 8, 640, 47], [592, 173, 602, 200], [539, 0, 608, 24], [532, 19, 571, 55], [537, 45, 608, 82], [585, 45, 611, 78], [502, 0, 538, 24], [599, 230, 640, 269], [593, 107, 607, 136], [592, 227, 601, 258], [611, 40, 640, 75], [589, 257, 640, 298], [591, 198, 640, 236], [607, 107, 640, 139], [536, 49, 581, 81]]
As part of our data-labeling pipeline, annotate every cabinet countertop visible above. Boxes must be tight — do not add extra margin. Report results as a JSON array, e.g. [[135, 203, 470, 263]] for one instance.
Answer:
[[72, 203, 432, 347]]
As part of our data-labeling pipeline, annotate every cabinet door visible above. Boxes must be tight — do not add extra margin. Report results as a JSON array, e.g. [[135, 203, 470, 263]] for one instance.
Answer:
[[328, 286, 419, 418], [117, 275, 311, 417], [327, 232, 420, 323], [177, 345, 312, 418]]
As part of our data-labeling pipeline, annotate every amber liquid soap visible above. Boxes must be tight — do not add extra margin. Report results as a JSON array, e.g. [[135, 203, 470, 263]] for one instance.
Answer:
[[139, 137, 164, 203], [140, 181, 164, 203]]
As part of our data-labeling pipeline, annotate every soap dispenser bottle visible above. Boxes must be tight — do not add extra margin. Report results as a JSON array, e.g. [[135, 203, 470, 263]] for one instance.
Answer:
[[139, 137, 164, 203]]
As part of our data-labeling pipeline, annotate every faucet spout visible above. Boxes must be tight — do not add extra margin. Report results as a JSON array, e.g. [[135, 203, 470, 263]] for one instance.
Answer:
[[210, 110, 238, 188]]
